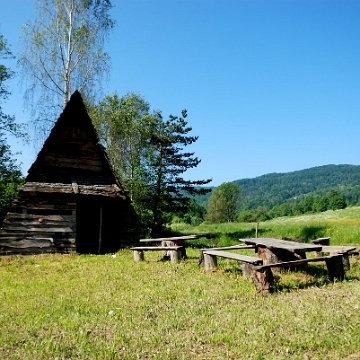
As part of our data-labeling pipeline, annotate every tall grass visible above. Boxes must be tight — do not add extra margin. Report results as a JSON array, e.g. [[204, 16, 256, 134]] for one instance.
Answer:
[[172, 206, 360, 246]]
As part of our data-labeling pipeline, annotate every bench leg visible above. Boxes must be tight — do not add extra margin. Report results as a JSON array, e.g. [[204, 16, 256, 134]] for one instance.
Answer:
[[342, 253, 350, 271], [242, 263, 256, 278], [133, 250, 144, 262], [329, 252, 350, 271], [204, 253, 217, 271], [170, 249, 180, 263], [325, 254, 345, 281], [252, 268, 274, 293], [198, 249, 204, 265]]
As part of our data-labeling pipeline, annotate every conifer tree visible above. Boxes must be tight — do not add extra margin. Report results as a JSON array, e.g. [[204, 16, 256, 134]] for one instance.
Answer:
[[145, 110, 211, 235]]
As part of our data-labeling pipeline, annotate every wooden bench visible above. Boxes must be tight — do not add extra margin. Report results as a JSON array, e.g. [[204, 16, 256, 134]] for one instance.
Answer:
[[252, 254, 345, 293], [203, 249, 347, 294], [140, 235, 208, 259], [202, 250, 263, 277], [130, 246, 183, 263], [320, 246, 357, 271], [199, 245, 256, 265], [311, 237, 330, 246]]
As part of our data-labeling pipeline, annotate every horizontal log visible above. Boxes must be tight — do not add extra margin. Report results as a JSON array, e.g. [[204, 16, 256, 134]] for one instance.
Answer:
[[0, 239, 53, 248], [5, 214, 68, 221], [3, 226, 73, 233], [0, 247, 76, 255], [3, 220, 72, 227]]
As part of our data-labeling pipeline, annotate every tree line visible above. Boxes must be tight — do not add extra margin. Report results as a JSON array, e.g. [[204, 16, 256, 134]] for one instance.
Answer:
[[180, 183, 348, 225]]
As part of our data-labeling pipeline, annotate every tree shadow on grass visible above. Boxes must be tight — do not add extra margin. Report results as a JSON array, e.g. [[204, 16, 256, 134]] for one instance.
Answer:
[[220, 263, 360, 293], [272, 264, 360, 292], [298, 225, 328, 243]]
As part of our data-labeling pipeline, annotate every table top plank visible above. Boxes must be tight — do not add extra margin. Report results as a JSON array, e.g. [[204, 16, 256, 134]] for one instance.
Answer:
[[321, 245, 356, 253], [131, 246, 183, 250], [140, 235, 201, 242], [239, 238, 322, 252]]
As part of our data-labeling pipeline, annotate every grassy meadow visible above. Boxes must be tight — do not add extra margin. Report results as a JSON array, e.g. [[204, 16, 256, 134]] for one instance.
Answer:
[[1, 207, 360, 359]]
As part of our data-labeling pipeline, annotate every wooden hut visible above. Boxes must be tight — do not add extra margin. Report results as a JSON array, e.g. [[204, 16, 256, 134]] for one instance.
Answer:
[[0, 91, 142, 255]]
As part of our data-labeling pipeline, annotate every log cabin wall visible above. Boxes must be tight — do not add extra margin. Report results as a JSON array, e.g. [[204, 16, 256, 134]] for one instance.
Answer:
[[0, 91, 143, 255], [0, 185, 77, 254]]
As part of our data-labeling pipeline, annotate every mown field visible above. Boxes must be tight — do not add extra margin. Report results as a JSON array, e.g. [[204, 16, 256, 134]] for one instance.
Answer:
[[1, 207, 360, 359]]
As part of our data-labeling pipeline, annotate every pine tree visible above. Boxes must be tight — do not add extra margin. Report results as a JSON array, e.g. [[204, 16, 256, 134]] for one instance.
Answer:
[[145, 110, 211, 235]]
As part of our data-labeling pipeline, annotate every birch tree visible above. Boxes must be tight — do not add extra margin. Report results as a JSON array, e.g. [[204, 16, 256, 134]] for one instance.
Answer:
[[90, 92, 156, 202], [18, 0, 115, 138]]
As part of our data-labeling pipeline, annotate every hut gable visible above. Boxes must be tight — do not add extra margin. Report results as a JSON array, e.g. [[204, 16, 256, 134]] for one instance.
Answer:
[[27, 90, 119, 187], [0, 91, 142, 255]]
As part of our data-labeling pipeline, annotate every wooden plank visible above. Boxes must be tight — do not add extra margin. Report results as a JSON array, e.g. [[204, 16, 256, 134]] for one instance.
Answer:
[[201, 245, 255, 251], [311, 237, 330, 245], [203, 250, 263, 265], [320, 246, 356, 253], [140, 235, 201, 242], [198, 245, 256, 265], [239, 238, 322, 252], [256, 255, 334, 269], [130, 246, 183, 251]]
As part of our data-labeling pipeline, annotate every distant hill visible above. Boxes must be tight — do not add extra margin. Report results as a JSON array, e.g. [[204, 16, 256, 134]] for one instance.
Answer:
[[195, 164, 360, 210]]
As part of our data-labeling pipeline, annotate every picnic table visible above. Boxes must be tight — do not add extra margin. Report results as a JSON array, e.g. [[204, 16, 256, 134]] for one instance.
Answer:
[[238, 237, 323, 265], [139, 235, 206, 259]]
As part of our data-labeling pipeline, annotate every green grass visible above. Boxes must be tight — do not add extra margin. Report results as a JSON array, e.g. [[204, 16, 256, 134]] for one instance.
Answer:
[[172, 206, 360, 246], [1, 207, 360, 359]]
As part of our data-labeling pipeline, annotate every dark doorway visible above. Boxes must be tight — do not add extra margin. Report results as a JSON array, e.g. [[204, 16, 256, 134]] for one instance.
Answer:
[[76, 195, 101, 254], [76, 195, 121, 254]]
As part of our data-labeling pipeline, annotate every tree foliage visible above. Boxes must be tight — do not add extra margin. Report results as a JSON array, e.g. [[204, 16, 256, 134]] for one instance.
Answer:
[[144, 110, 211, 235], [90, 92, 155, 203], [92, 93, 211, 235], [0, 32, 24, 224], [18, 0, 115, 138], [206, 182, 241, 223]]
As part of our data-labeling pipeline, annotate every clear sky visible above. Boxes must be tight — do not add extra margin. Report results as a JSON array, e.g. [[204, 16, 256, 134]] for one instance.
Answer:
[[1, 0, 360, 186]]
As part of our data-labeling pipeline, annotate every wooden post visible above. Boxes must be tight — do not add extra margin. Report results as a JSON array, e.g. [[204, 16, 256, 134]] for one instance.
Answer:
[[204, 253, 217, 271], [198, 249, 204, 265], [170, 249, 180, 263], [257, 246, 306, 270], [341, 253, 350, 271], [325, 254, 345, 281], [252, 268, 274, 293], [255, 223, 259, 238], [133, 250, 144, 262], [242, 263, 255, 278]]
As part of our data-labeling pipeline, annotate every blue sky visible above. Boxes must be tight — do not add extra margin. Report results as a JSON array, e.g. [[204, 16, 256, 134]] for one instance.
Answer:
[[1, 0, 360, 186]]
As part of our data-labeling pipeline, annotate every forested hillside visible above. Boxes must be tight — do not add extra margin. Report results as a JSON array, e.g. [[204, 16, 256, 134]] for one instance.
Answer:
[[195, 164, 360, 210]]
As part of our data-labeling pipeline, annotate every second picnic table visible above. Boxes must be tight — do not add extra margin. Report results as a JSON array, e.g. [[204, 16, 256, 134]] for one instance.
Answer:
[[140, 235, 204, 259], [238, 237, 323, 265]]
